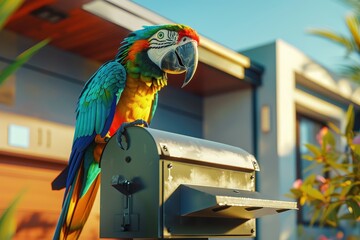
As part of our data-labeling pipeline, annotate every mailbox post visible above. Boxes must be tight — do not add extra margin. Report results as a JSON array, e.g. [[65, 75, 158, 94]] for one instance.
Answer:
[[100, 127, 297, 238]]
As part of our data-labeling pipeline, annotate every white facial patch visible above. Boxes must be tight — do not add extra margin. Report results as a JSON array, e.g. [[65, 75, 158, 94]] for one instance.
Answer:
[[147, 30, 179, 68]]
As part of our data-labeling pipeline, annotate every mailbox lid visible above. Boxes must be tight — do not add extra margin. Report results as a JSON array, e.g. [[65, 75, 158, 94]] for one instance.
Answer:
[[144, 127, 259, 171], [180, 184, 298, 219]]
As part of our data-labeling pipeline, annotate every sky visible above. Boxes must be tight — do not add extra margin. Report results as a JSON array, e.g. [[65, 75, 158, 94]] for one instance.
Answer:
[[132, 0, 353, 72]]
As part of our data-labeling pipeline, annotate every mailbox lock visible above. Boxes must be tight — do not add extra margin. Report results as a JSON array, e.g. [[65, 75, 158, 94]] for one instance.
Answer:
[[125, 156, 132, 163]]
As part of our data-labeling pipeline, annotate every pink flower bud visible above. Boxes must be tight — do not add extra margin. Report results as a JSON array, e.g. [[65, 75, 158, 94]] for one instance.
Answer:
[[336, 231, 344, 239], [316, 127, 329, 145], [316, 175, 326, 184], [353, 135, 360, 144], [320, 183, 329, 193], [293, 179, 303, 189], [317, 235, 329, 240]]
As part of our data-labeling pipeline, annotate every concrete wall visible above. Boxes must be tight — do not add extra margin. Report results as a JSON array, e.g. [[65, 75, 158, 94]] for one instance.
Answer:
[[203, 89, 254, 154], [0, 30, 203, 138], [242, 41, 296, 240]]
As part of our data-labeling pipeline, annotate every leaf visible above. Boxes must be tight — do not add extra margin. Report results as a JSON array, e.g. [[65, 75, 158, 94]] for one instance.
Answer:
[[0, 0, 24, 30], [284, 193, 297, 199], [351, 144, 360, 156], [300, 196, 307, 206], [0, 191, 25, 240], [301, 185, 325, 201], [0, 38, 50, 86], [303, 162, 320, 173], [339, 212, 355, 220], [322, 202, 341, 226], [310, 207, 322, 226], [290, 188, 303, 197], [342, 0, 360, 13], [304, 144, 322, 158], [352, 195, 360, 203], [325, 218, 337, 227], [346, 199, 360, 219], [345, 105, 355, 139], [326, 160, 350, 173], [345, 14, 360, 50], [324, 184, 335, 197], [303, 174, 317, 185], [308, 29, 354, 53], [340, 184, 353, 199], [327, 122, 341, 135], [339, 63, 360, 83], [322, 130, 336, 150], [302, 154, 315, 161]]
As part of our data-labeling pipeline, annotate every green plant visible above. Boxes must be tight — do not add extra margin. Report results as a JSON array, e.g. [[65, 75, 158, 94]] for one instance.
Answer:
[[0, 0, 49, 86], [308, 0, 360, 83], [288, 105, 360, 229], [0, 191, 25, 240]]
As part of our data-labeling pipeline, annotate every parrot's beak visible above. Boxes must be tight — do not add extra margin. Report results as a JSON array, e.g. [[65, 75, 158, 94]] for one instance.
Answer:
[[160, 40, 198, 87]]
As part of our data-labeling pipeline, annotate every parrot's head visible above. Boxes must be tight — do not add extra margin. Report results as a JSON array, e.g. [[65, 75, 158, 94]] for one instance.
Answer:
[[117, 24, 199, 88]]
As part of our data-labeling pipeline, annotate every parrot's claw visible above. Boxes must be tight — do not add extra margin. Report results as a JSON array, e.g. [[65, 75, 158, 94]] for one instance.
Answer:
[[116, 119, 149, 150]]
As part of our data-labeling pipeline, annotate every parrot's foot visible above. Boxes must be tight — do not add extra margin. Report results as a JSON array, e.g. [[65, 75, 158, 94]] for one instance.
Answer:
[[95, 133, 111, 144], [116, 119, 149, 150]]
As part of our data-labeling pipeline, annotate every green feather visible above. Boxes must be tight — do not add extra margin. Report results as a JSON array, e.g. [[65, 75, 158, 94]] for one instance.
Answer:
[[81, 143, 100, 197]]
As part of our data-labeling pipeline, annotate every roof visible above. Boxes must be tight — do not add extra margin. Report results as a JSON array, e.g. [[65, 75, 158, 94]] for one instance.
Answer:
[[5, 0, 263, 96]]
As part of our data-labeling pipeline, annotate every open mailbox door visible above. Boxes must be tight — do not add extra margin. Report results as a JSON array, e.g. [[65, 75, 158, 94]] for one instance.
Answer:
[[179, 185, 297, 219], [100, 127, 297, 239]]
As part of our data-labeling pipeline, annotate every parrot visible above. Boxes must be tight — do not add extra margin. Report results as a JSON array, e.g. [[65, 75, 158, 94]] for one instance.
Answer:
[[51, 24, 199, 240]]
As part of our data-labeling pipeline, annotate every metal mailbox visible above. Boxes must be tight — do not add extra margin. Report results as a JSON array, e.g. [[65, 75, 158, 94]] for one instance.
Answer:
[[100, 126, 297, 239]]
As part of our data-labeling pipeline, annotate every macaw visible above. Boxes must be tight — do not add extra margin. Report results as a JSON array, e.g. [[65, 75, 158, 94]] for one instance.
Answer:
[[51, 24, 199, 240]]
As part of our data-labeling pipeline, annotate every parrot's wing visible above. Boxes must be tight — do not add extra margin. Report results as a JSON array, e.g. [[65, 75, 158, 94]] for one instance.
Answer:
[[52, 61, 126, 191], [75, 61, 126, 139]]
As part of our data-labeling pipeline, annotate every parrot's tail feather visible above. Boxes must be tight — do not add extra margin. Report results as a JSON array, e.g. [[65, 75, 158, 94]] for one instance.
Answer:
[[52, 165, 69, 190], [54, 164, 100, 240]]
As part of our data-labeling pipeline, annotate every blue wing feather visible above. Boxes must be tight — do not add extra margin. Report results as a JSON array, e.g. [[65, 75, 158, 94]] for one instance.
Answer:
[[52, 60, 126, 191], [69, 61, 126, 185], [101, 97, 117, 137]]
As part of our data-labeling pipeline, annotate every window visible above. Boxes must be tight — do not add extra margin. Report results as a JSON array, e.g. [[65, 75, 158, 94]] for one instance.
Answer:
[[296, 114, 327, 224]]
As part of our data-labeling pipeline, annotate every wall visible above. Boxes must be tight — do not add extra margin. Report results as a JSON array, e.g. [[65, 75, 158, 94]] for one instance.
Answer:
[[0, 30, 92, 126], [203, 89, 254, 153], [152, 85, 203, 138], [242, 41, 298, 240]]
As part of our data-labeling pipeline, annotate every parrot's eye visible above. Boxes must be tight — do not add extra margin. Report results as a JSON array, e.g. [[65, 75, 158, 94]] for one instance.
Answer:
[[149, 29, 177, 49], [157, 31, 164, 39], [182, 37, 188, 42]]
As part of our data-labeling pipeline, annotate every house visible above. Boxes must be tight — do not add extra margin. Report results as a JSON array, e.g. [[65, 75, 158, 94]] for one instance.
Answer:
[[0, 0, 358, 239], [241, 40, 360, 239]]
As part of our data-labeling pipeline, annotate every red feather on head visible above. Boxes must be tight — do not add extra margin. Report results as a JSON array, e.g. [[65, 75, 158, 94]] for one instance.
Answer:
[[178, 27, 200, 44]]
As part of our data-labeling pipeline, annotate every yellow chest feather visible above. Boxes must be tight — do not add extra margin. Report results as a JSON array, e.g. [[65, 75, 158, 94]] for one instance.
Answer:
[[115, 77, 158, 122]]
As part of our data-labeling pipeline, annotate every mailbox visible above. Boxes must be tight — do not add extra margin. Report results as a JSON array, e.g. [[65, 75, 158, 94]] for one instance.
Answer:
[[100, 126, 297, 238]]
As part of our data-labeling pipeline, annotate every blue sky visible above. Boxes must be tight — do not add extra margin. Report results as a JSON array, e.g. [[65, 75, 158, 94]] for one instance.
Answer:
[[132, 0, 352, 71]]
